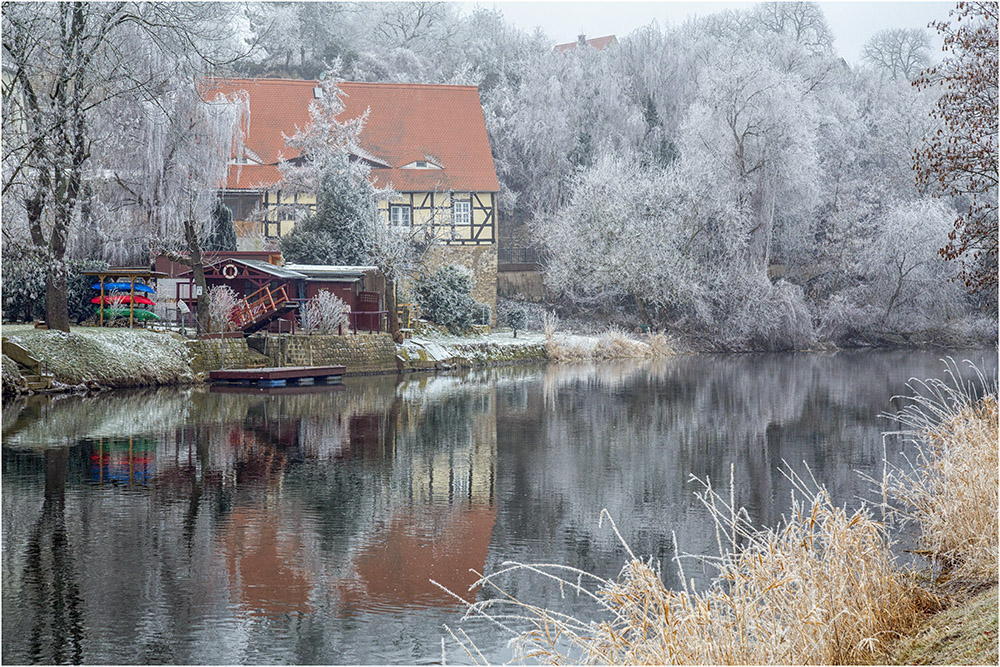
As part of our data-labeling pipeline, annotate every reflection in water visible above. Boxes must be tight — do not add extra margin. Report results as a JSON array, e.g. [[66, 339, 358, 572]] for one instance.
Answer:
[[2, 350, 995, 664]]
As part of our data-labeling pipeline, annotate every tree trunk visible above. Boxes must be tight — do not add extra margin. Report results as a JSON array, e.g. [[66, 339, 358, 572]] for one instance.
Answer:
[[746, 172, 775, 274], [184, 217, 210, 334], [385, 277, 401, 342], [44, 262, 71, 332], [632, 291, 653, 327]]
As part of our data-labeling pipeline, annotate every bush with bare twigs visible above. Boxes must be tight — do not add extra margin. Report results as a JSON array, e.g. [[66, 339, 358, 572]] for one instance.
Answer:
[[301, 290, 350, 334], [207, 285, 241, 332]]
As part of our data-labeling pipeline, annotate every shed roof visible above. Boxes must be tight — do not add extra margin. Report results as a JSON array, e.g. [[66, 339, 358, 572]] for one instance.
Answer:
[[205, 79, 500, 193], [177, 258, 305, 280]]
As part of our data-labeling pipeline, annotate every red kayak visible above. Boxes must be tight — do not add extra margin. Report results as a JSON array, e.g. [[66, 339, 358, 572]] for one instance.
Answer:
[[90, 295, 155, 306]]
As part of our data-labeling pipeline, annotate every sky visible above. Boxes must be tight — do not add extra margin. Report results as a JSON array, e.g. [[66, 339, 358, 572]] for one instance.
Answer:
[[469, 1, 953, 64]]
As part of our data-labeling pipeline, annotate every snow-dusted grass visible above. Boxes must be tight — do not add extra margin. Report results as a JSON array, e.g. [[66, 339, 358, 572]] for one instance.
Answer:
[[412, 324, 674, 366], [2, 324, 195, 389]]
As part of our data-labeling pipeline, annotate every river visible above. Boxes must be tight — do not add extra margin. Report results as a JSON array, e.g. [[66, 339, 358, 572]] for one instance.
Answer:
[[2, 349, 995, 664]]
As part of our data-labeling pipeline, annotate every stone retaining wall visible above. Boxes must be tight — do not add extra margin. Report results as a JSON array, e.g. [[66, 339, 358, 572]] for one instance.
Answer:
[[421, 245, 498, 320], [185, 338, 258, 373], [261, 333, 398, 375]]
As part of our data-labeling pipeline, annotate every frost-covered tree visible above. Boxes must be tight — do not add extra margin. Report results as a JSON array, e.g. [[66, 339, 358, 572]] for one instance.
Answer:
[[414, 264, 488, 333], [862, 28, 932, 81], [2, 1, 249, 331], [679, 33, 821, 273], [281, 156, 376, 265], [205, 200, 238, 253]]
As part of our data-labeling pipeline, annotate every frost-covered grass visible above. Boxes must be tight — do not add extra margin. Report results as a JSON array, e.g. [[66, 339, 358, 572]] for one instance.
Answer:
[[2, 324, 195, 389], [413, 323, 674, 365]]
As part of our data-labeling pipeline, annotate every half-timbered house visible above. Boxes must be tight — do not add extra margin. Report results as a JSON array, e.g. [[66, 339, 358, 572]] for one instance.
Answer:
[[204, 78, 501, 314]]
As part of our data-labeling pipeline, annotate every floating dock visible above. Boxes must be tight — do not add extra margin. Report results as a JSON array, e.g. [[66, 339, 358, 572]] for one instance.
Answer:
[[209, 365, 346, 388]]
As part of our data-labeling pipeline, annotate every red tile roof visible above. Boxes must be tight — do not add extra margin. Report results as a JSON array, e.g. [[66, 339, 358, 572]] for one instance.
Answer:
[[205, 78, 499, 193], [553, 34, 617, 52]]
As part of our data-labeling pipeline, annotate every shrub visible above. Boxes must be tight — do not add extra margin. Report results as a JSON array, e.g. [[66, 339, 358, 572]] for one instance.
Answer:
[[207, 285, 241, 332], [414, 264, 488, 333], [505, 305, 527, 337], [301, 290, 350, 334], [1, 249, 108, 324]]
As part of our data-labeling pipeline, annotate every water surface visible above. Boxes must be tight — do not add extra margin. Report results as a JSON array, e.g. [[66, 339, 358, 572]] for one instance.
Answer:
[[2, 350, 995, 664]]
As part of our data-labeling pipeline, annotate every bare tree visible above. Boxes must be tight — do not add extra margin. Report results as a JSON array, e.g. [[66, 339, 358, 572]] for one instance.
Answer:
[[862, 28, 932, 81]]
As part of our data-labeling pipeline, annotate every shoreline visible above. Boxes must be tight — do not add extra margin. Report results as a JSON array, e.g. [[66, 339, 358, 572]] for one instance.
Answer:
[[2, 323, 995, 398], [1, 325, 671, 397]]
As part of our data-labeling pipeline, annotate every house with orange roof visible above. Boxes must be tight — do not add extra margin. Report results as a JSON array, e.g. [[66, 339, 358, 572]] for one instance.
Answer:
[[553, 34, 617, 53], [207, 78, 501, 312]]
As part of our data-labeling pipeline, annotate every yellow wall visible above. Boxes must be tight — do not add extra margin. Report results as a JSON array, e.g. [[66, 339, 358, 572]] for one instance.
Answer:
[[377, 191, 496, 245], [228, 189, 496, 247]]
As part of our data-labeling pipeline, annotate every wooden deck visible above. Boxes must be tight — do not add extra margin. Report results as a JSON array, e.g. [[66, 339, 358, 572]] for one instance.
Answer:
[[209, 365, 346, 387], [209, 383, 347, 395]]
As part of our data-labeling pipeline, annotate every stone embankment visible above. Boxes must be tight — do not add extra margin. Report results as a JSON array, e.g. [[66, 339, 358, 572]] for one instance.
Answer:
[[1, 326, 564, 396]]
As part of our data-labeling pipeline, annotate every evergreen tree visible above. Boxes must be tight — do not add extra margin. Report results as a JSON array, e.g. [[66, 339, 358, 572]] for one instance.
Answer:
[[204, 200, 237, 252], [281, 159, 375, 265]]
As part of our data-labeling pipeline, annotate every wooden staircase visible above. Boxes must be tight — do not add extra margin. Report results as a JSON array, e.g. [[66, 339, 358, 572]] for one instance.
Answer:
[[231, 285, 298, 336], [2, 337, 54, 391]]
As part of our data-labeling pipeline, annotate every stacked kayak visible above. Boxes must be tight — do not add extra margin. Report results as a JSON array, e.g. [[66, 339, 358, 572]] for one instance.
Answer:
[[92, 281, 159, 322]]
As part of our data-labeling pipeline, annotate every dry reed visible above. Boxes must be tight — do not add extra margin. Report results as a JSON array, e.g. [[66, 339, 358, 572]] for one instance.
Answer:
[[543, 318, 674, 362], [437, 360, 994, 666], [883, 359, 998, 582], [441, 467, 935, 665]]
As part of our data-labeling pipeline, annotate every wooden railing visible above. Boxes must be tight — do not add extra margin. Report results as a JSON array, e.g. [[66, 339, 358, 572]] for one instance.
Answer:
[[231, 285, 290, 330]]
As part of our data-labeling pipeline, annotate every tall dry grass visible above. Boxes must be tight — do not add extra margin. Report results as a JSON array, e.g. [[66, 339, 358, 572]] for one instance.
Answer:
[[442, 467, 936, 665], [883, 359, 998, 582], [439, 360, 995, 665], [543, 315, 674, 362]]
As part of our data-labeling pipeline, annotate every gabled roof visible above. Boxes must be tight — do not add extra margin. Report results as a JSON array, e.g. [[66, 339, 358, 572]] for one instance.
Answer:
[[177, 257, 306, 280], [553, 34, 617, 52], [205, 78, 500, 193]]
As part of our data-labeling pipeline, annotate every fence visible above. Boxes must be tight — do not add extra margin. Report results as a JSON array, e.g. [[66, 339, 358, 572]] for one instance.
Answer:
[[498, 247, 548, 267]]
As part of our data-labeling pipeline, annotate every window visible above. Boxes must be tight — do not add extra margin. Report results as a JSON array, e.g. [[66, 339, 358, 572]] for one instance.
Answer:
[[390, 205, 412, 227], [452, 200, 471, 226]]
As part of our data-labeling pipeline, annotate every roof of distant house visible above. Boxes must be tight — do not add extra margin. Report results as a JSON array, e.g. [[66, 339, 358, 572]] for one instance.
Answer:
[[553, 34, 617, 53], [202, 78, 500, 193]]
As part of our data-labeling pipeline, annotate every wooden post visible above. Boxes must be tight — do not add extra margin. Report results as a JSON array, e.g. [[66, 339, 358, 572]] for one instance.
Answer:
[[99, 276, 105, 327], [128, 276, 135, 328]]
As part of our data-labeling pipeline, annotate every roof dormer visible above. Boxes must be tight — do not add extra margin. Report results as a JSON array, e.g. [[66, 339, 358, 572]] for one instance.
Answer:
[[400, 158, 443, 170]]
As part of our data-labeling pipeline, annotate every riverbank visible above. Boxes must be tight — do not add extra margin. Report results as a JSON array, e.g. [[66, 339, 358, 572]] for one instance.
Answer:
[[1, 324, 675, 396]]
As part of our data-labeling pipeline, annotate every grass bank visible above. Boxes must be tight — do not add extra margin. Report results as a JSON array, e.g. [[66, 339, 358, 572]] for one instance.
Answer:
[[445, 361, 997, 665], [2, 324, 195, 393]]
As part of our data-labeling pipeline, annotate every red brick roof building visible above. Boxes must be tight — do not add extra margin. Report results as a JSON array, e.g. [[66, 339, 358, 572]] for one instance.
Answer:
[[204, 78, 500, 314]]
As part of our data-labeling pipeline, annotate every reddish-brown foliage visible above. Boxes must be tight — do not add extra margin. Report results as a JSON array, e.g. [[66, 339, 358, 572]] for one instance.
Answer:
[[914, 2, 998, 294]]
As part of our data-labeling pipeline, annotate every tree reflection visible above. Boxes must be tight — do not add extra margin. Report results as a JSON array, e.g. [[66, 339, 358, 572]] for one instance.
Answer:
[[23, 448, 84, 664]]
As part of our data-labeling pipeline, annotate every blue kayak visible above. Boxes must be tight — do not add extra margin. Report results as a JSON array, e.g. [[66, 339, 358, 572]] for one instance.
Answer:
[[92, 282, 155, 294]]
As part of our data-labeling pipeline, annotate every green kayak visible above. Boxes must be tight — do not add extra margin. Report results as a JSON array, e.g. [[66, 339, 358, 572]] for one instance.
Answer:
[[95, 307, 161, 321]]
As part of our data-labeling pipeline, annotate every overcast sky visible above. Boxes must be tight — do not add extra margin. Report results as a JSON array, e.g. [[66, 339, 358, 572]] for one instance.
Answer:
[[468, 1, 953, 64]]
